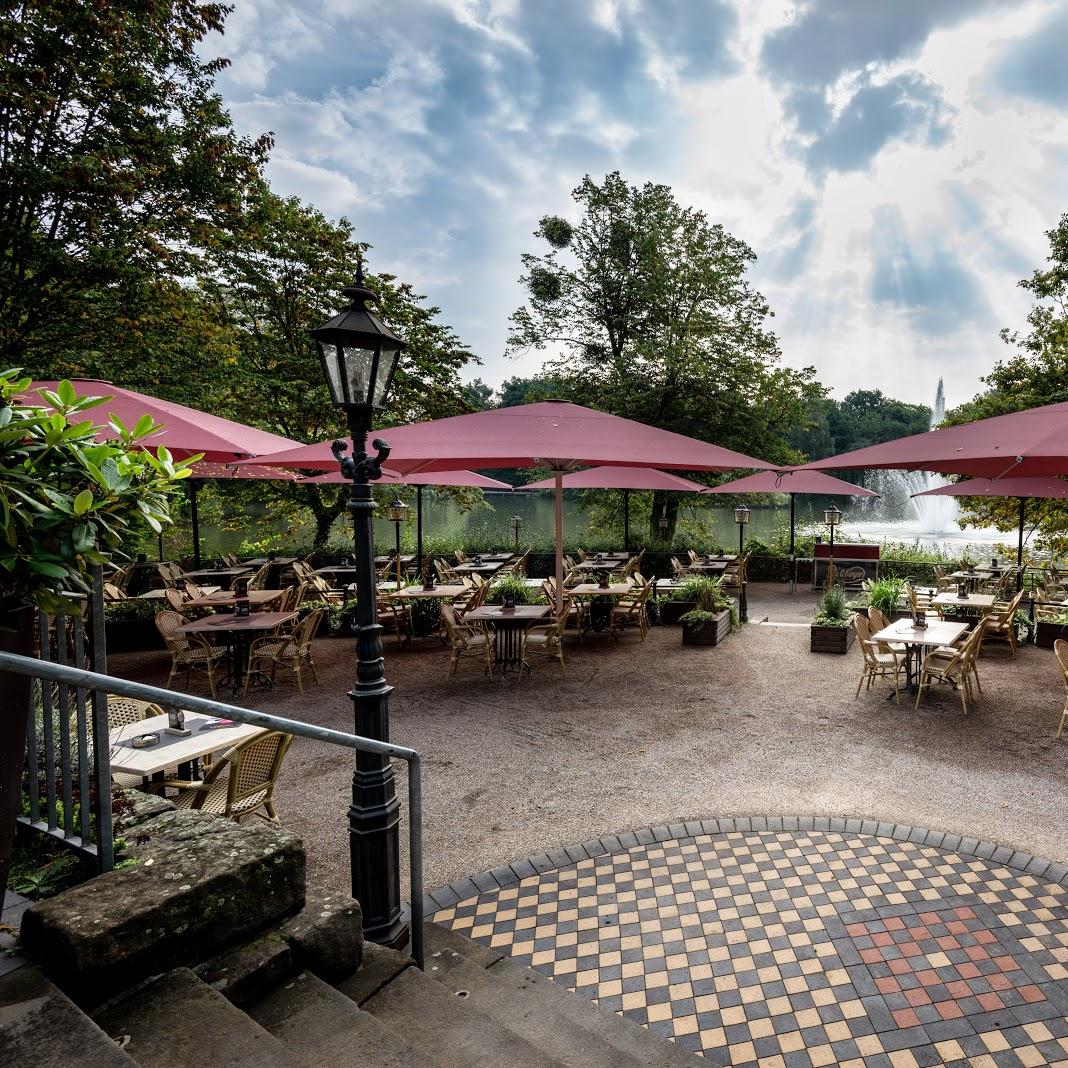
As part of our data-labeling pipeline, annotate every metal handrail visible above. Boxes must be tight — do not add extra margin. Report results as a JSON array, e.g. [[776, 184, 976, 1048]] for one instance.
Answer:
[[0, 650, 424, 969]]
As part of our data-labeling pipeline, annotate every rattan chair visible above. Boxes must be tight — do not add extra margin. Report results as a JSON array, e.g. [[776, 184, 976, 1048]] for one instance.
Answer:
[[378, 594, 413, 645], [520, 599, 571, 677], [610, 584, 650, 640], [440, 604, 494, 680], [102, 581, 127, 602], [915, 623, 985, 715], [1055, 639, 1068, 740], [244, 610, 323, 696], [979, 590, 1025, 656], [159, 730, 293, 823], [854, 613, 903, 702], [155, 610, 226, 698], [107, 696, 167, 790], [246, 562, 272, 591]]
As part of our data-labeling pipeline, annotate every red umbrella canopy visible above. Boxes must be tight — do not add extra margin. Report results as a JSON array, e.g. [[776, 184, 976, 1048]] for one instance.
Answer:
[[912, 476, 1068, 499], [301, 469, 512, 489], [25, 380, 300, 462], [244, 401, 769, 473], [800, 399, 1068, 478], [702, 468, 879, 497], [523, 466, 708, 492], [188, 461, 298, 481]]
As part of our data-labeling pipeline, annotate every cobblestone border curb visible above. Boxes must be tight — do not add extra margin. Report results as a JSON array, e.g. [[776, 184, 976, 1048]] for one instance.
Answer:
[[420, 815, 1068, 916]]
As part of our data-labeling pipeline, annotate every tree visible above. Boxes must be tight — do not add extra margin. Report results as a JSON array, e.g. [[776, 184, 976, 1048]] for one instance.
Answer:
[[0, 0, 270, 367], [460, 378, 494, 410], [508, 172, 824, 539], [943, 214, 1068, 554], [202, 187, 477, 547], [497, 374, 569, 407], [788, 391, 930, 464]]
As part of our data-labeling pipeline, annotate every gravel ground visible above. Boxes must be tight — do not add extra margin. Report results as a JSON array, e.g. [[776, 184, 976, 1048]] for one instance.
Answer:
[[111, 584, 1068, 897]]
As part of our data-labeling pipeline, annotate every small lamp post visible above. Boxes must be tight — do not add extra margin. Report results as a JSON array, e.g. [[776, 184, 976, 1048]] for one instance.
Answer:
[[311, 263, 408, 949], [510, 514, 522, 553], [824, 506, 842, 588], [734, 504, 750, 623], [387, 498, 408, 589], [658, 503, 670, 541]]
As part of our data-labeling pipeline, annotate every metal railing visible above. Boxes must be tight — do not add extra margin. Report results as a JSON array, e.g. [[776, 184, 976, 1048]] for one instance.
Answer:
[[3, 651, 425, 969]]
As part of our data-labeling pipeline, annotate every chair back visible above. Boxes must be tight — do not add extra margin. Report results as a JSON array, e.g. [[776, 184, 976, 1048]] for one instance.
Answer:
[[248, 562, 271, 590], [294, 608, 323, 648], [454, 550, 468, 563], [102, 582, 127, 602], [164, 587, 189, 612], [107, 695, 165, 728], [867, 606, 891, 632], [212, 730, 293, 816], [440, 604, 470, 646], [155, 610, 192, 652], [853, 612, 871, 643], [576, 550, 588, 561], [1055, 639, 1068, 693], [996, 589, 1025, 623]]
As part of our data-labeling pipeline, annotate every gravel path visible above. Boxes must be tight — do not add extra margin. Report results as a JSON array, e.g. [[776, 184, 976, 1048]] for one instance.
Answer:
[[112, 584, 1068, 896]]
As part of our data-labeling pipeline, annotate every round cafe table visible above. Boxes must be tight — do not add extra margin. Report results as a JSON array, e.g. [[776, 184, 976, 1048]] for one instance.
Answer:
[[463, 605, 551, 673]]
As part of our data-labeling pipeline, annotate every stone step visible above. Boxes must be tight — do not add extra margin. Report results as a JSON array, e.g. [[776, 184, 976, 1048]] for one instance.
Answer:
[[0, 964, 138, 1068], [363, 964, 565, 1068], [425, 926, 701, 1066], [251, 969, 438, 1068], [92, 967, 302, 1068]]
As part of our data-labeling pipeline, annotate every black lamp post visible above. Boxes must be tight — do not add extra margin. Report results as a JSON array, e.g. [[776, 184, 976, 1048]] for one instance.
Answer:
[[510, 514, 522, 552], [658, 503, 670, 542], [311, 264, 408, 949], [387, 498, 409, 589], [734, 504, 749, 623], [825, 506, 841, 588]]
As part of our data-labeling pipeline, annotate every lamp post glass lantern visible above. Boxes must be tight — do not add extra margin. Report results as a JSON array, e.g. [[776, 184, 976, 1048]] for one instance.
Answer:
[[824, 506, 842, 588], [510, 514, 522, 552], [312, 267, 408, 950], [387, 498, 408, 588], [734, 505, 749, 623]]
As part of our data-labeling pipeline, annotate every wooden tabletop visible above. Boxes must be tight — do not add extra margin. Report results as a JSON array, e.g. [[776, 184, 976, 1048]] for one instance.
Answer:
[[465, 605, 550, 623], [374, 554, 416, 565], [242, 557, 297, 566], [871, 618, 969, 649], [948, 570, 993, 580], [687, 562, 728, 572], [183, 566, 254, 581], [932, 593, 996, 609], [453, 563, 501, 574], [183, 590, 286, 610], [109, 712, 266, 777], [181, 610, 297, 634], [391, 584, 467, 600], [569, 583, 633, 596]]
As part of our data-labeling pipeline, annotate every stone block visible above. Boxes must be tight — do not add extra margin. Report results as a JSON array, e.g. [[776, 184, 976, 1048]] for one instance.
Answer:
[[281, 889, 363, 982], [195, 931, 293, 1009], [20, 809, 305, 1006]]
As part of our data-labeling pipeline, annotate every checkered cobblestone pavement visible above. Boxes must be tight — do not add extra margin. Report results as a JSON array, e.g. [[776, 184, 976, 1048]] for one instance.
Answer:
[[433, 830, 1068, 1066]]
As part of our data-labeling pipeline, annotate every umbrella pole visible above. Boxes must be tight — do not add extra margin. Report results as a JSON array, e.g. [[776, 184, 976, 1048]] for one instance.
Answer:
[[188, 480, 202, 569], [158, 530, 164, 562], [789, 493, 796, 595], [416, 486, 423, 581], [555, 470, 564, 613], [1017, 497, 1026, 592], [624, 489, 630, 552]]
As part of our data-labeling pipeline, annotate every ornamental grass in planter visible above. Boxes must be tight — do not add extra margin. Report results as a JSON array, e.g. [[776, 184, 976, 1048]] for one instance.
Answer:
[[810, 586, 856, 653], [1036, 608, 1068, 649], [677, 576, 736, 647]]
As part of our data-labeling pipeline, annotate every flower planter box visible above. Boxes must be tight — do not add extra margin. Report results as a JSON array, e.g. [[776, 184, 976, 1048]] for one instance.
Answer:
[[660, 600, 697, 624], [681, 608, 733, 647], [105, 620, 164, 654], [1036, 619, 1068, 649], [810, 623, 856, 654]]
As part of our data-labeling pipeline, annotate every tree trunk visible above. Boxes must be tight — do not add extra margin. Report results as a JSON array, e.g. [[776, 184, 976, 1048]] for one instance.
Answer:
[[0, 606, 34, 916], [649, 491, 679, 544]]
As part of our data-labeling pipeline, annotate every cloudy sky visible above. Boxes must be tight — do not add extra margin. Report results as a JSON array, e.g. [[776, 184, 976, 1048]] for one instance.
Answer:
[[208, 0, 1068, 411]]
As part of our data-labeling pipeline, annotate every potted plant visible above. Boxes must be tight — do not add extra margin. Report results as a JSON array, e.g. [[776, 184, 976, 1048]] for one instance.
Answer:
[[0, 373, 191, 907], [677, 576, 736, 647], [103, 598, 164, 652], [867, 577, 907, 620], [810, 586, 856, 653], [487, 574, 536, 606], [1035, 607, 1068, 649]]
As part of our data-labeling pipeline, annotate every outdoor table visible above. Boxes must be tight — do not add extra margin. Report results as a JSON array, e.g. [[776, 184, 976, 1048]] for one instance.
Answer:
[[181, 610, 298, 694], [374, 554, 416, 566], [391, 584, 468, 601], [464, 605, 550, 673], [686, 561, 728, 574], [316, 565, 363, 583], [949, 570, 992, 592], [932, 592, 996, 615], [109, 711, 265, 780], [242, 557, 297, 567], [183, 589, 286, 611], [870, 618, 969, 695], [140, 586, 222, 600], [569, 582, 632, 630], [182, 566, 254, 589], [453, 562, 502, 576], [479, 553, 515, 562]]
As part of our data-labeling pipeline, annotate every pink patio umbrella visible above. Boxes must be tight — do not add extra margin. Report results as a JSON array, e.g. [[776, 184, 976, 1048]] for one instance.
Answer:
[[302, 469, 513, 575], [25, 381, 303, 567], [703, 468, 879, 591], [246, 401, 769, 607], [523, 466, 709, 550], [912, 476, 1068, 584], [799, 399, 1068, 479]]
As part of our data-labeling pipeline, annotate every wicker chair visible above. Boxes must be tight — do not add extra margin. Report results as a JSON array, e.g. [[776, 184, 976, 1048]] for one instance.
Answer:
[[246, 562, 272, 591], [854, 613, 902, 702], [979, 590, 1025, 656], [102, 581, 127, 602], [1055, 640, 1068, 740], [915, 623, 985, 715], [378, 594, 413, 645], [520, 599, 571, 677], [435, 558, 459, 584], [440, 604, 493, 680], [159, 730, 293, 823], [610, 584, 651, 640], [155, 610, 226, 698], [670, 557, 691, 581], [244, 610, 323, 696], [107, 696, 167, 790]]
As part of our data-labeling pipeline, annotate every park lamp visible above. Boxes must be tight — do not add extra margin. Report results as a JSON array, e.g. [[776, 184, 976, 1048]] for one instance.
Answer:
[[386, 498, 409, 524], [734, 504, 751, 527], [824, 506, 842, 529], [311, 263, 405, 414]]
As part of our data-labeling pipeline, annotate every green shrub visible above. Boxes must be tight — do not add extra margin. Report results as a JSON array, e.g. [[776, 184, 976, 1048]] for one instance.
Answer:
[[103, 597, 157, 622], [813, 586, 850, 627], [487, 574, 540, 605], [867, 578, 906, 617]]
